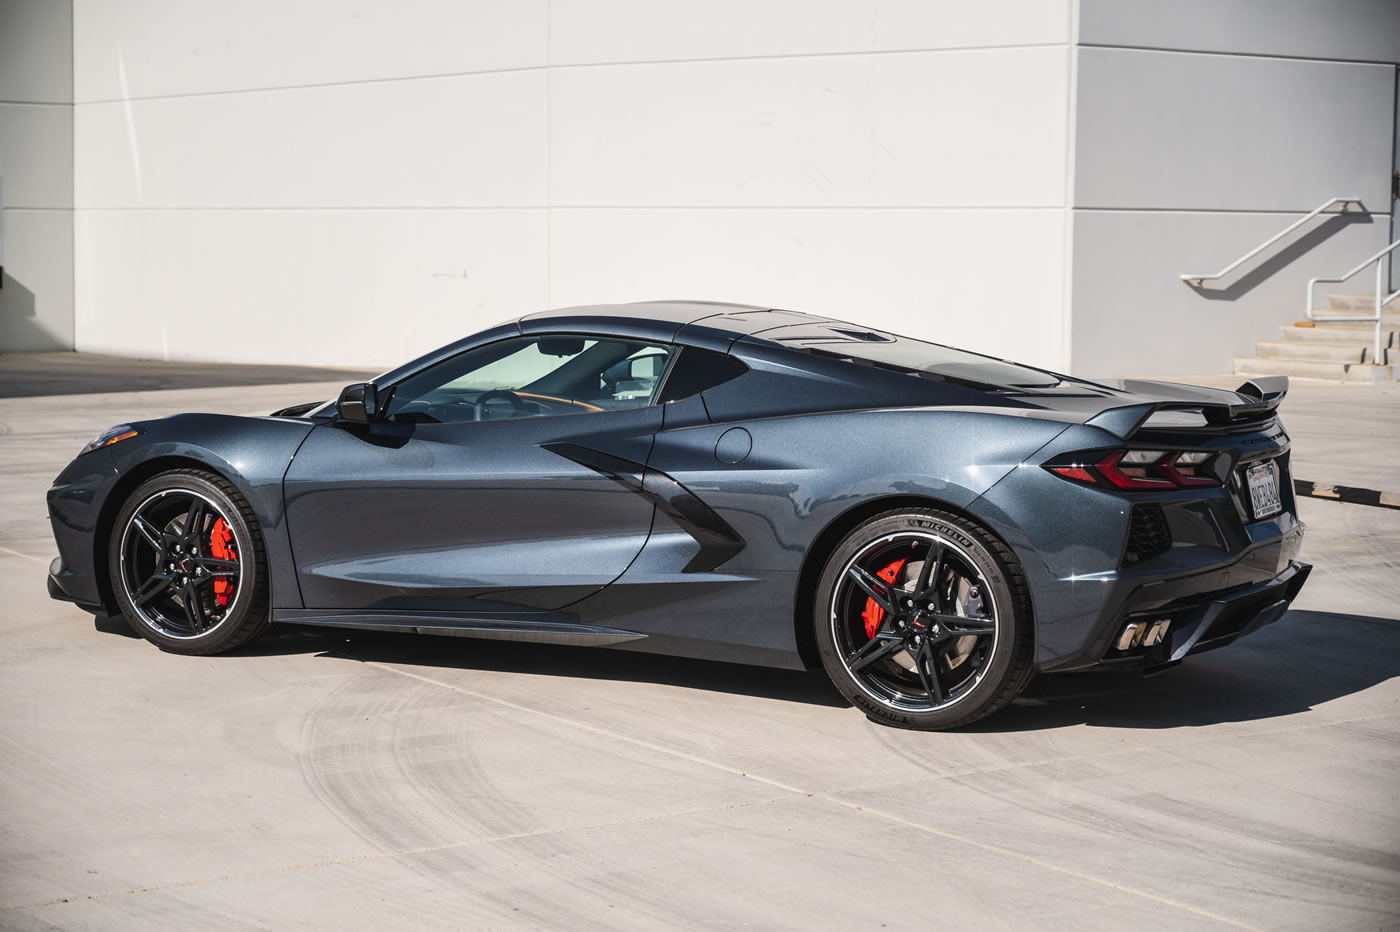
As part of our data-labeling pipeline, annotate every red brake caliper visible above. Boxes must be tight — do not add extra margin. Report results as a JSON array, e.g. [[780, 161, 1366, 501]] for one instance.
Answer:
[[861, 558, 907, 639], [209, 517, 237, 608]]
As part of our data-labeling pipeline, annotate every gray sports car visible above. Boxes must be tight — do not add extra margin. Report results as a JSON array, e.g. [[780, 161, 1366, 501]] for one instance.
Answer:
[[46, 301, 1309, 729]]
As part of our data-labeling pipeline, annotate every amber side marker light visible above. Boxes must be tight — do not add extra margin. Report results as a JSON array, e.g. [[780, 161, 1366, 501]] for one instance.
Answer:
[[81, 424, 141, 455]]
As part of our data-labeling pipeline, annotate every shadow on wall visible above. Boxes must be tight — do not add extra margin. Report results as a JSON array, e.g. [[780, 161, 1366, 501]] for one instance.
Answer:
[[1186, 209, 1373, 302], [92, 608, 1399, 727], [0, 269, 68, 352]]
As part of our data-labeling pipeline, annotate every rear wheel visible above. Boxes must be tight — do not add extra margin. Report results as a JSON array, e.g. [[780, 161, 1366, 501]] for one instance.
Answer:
[[108, 469, 271, 654], [814, 507, 1035, 730]]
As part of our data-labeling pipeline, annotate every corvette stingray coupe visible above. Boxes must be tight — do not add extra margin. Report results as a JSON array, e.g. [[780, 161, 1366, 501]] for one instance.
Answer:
[[47, 301, 1310, 729]]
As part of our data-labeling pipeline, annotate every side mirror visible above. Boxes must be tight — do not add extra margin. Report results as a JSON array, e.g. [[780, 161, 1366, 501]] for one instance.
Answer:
[[335, 382, 377, 423]]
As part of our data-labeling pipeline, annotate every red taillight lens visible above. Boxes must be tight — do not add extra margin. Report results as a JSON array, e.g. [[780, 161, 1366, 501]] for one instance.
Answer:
[[1096, 451, 1175, 489], [1045, 450, 1221, 490], [1050, 465, 1097, 484]]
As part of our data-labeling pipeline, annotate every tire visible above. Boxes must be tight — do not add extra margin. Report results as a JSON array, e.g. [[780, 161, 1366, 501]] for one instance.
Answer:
[[814, 507, 1035, 730], [108, 468, 271, 655]]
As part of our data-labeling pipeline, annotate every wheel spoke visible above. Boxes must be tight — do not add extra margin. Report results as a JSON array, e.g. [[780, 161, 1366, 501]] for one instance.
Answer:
[[131, 514, 164, 552], [914, 641, 943, 702], [935, 613, 995, 636], [182, 582, 207, 632], [846, 635, 904, 673], [913, 541, 943, 602], [196, 557, 239, 576], [182, 499, 206, 543], [132, 572, 173, 606], [847, 564, 896, 614]]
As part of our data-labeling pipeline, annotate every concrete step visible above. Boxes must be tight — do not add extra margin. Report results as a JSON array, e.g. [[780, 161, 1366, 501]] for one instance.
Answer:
[[1233, 356, 1393, 382], [1256, 340, 1364, 363], [1326, 292, 1400, 312], [1281, 325, 1398, 348]]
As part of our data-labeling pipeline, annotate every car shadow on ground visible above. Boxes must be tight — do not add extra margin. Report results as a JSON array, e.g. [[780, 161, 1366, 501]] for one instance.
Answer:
[[95, 612, 850, 708], [95, 609, 1399, 726], [979, 610, 1400, 731]]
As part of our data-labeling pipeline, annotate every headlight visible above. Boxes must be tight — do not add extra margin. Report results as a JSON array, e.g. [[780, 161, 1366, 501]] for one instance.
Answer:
[[81, 424, 140, 455]]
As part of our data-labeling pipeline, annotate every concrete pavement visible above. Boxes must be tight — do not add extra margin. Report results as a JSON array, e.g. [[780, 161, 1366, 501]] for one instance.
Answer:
[[1, 369, 1397, 929]]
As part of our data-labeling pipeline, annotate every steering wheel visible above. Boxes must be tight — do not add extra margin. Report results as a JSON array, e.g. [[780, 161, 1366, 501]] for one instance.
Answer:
[[473, 389, 528, 421]]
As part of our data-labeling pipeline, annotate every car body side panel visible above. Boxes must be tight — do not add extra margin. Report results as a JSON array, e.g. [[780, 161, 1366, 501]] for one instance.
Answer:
[[557, 407, 1072, 667], [646, 408, 1072, 574], [282, 407, 664, 613]]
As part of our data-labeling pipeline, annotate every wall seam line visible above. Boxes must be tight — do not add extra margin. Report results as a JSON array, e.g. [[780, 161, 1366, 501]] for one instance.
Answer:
[[1077, 42, 1400, 69], [69, 41, 1071, 107], [1061, 0, 1080, 374]]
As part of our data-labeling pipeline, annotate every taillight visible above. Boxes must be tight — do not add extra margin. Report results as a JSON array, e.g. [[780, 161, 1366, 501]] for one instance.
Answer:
[[1046, 450, 1221, 490]]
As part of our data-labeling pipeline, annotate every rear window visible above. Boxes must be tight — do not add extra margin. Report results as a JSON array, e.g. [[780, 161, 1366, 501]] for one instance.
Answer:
[[773, 326, 1061, 389]]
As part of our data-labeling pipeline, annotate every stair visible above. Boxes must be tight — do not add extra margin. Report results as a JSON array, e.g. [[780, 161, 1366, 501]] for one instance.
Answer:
[[1233, 293, 1396, 381]]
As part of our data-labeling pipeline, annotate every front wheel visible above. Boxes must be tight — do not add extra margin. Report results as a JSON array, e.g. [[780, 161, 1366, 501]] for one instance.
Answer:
[[814, 507, 1035, 730], [108, 469, 271, 655]]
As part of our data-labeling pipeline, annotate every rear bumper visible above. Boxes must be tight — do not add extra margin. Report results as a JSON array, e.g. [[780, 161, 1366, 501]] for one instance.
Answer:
[[1096, 559, 1311, 670]]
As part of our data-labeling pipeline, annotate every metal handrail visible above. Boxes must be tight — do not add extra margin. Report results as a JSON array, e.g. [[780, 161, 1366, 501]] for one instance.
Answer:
[[1305, 237, 1400, 367], [1180, 196, 1363, 286]]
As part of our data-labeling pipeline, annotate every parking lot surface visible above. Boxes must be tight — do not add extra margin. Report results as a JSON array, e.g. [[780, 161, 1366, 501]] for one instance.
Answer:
[[1, 365, 1397, 929]]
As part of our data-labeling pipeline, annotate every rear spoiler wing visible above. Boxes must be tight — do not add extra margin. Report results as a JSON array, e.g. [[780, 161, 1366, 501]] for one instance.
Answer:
[[1085, 377, 1288, 440]]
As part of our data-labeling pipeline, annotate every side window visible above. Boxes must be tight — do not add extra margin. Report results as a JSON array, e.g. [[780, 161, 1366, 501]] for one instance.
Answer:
[[657, 346, 749, 403], [382, 335, 676, 424]]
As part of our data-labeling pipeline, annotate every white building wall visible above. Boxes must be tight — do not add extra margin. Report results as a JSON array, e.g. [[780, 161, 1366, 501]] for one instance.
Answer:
[[71, 0, 1075, 370], [0, 0, 74, 352], [1069, 0, 1400, 377]]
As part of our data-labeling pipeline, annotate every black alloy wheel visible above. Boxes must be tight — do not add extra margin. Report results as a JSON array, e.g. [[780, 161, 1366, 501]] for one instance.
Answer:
[[108, 469, 271, 654], [815, 508, 1035, 730]]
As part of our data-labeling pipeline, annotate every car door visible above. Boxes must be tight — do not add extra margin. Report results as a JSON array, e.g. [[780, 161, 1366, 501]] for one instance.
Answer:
[[282, 332, 677, 616]]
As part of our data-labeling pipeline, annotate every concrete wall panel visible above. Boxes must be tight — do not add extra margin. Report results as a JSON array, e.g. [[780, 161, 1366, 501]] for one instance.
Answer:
[[1, 209, 74, 351], [550, 208, 1068, 371], [0, 103, 73, 208], [552, 47, 1069, 208], [73, 209, 547, 367], [75, 71, 547, 209], [72, 0, 547, 103], [0, 0, 73, 103], [1079, 0, 1400, 65], [1, 0, 74, 352], [1070, 208, 1393, 377], [1075, 48, 1395, 211], [551, 0, 1069, 65]]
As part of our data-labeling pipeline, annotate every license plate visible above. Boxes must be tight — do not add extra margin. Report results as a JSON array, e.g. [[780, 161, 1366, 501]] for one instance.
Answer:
[[1246, 461, 1282, 520]]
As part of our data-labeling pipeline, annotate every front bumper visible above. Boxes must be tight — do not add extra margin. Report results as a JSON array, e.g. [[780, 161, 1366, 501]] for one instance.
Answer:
[[48, 555, 104, 612]]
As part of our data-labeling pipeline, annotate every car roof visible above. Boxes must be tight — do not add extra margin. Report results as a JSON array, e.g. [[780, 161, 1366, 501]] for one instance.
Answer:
[[518, 300, 848, 348], [519, 300, 768, 328]]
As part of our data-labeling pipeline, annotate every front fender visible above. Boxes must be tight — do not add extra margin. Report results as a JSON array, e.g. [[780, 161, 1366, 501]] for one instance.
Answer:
[[51, 414, 317, 613]]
